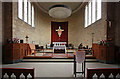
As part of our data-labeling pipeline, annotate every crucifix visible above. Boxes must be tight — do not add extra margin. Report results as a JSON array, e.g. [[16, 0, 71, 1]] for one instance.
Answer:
[[56, 26, 64, 37], [25, 35, 29, 43]]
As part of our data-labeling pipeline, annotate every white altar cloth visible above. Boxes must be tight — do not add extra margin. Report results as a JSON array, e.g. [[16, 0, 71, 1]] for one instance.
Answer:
[[53, 45, 66, 49], [53, 42, 66, 53]]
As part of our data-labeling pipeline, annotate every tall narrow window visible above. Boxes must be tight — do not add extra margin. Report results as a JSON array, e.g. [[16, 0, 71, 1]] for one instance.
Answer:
[[84, 0, 102, 28], [92, 0, 96, 23], [24, 0, 28, 23], [28, 1, 31, 25], [32, 5, 34, 27], [18, 0, 23, 19], [88, 1, 92, 25], [97, 0, 102, 20], [18, 0, 35, 27], [85, 5, 88, 27]]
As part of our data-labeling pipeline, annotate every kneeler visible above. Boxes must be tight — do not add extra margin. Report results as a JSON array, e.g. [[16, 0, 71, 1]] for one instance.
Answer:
[[74, 50, 86, 77]]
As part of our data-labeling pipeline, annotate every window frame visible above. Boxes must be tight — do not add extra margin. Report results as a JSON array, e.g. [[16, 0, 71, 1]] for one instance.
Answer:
[[28, 1, 32, 25], [32, 5, 35, 27], [18, 0, 23, 20], [18, 0, 35, 27], [23, 0, 28, 23], [84, 0, 102, 28]]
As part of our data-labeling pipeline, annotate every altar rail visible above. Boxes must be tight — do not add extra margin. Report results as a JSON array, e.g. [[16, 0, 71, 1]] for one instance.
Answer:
[[1, 68, 34, 79], [87, 68, 120, 79]]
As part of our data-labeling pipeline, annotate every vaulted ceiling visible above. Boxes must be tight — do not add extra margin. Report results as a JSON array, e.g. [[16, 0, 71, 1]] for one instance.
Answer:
[[35, 2, 84, 14]]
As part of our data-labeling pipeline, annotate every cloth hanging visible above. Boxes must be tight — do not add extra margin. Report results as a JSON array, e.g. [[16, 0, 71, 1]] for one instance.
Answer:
[[76, 51, 85, 63]]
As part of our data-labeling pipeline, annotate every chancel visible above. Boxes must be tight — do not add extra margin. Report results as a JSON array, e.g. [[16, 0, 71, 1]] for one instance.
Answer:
[[1, 0, 120, 78]]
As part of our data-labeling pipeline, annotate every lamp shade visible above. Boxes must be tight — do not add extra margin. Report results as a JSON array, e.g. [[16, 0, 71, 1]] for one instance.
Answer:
[[48, 5, 72, 19]]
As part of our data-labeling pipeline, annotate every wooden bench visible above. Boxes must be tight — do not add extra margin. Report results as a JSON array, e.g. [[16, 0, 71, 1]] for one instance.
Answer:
[[1, 68, 34, 79], [87, 68, 120, 79]]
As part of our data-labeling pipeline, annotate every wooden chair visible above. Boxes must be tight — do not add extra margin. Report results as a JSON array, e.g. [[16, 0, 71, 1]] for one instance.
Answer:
[[28, 44, 44, 56], [28, 44, 37, 56]]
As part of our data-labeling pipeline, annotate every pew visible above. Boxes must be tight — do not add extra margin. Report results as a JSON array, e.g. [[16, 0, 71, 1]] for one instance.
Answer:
[[1, 68, 34, 79], [87, 68, 120, 79]]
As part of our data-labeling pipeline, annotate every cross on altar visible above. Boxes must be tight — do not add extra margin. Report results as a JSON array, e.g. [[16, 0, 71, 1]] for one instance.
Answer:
[[56, 26, 64, 37]]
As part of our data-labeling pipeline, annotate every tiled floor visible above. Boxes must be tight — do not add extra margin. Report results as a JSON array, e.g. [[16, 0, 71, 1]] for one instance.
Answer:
[[2, 59, 120, 77]]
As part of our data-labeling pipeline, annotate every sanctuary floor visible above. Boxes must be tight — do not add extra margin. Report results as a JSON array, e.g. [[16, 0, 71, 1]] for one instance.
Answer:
[[3, 49, 119, 78], [3, 59, 120, 78]]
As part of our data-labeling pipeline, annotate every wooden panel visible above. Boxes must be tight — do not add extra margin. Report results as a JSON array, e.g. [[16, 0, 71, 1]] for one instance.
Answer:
[[4, 43, 29, 63], [107, 44, 114, 63], [20, 43, 26, 59], [4, 44, 13, 63], [87, 68, 120, 79], [23, 44, 27, 56], [26, 44, 30, 55], [92, 43, 115, 63], [1, 68, 34, 79], [99, 45, 107, 61], [54, 49, 65, 53], [13, 44, 20, 61], [92, 44, 99, 58]]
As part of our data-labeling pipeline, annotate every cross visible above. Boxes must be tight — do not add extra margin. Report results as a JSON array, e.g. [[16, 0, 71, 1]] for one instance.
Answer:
[[56, 26, 64, 37], [25, 35, 29, 43]]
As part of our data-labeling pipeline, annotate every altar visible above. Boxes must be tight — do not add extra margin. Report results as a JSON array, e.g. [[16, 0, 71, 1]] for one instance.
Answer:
[[53, 42, 66, 53]]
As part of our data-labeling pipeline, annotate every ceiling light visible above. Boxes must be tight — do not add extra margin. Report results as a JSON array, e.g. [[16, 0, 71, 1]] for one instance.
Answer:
[[48, 5, 72, 19]]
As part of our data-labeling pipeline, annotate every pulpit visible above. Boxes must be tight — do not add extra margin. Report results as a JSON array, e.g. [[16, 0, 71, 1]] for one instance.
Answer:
[[4, 43, 29, 63], [92, 43, 115, 63]]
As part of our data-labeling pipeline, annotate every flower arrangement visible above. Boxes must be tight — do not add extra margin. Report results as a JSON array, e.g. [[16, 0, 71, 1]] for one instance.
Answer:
[[7, 38, 20, 43], [98, 40, 108, 45], [13, 38, 19, 43]]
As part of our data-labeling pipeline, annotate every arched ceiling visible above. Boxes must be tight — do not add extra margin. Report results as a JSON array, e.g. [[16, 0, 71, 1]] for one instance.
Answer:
[[35, 2, 83, 14]]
